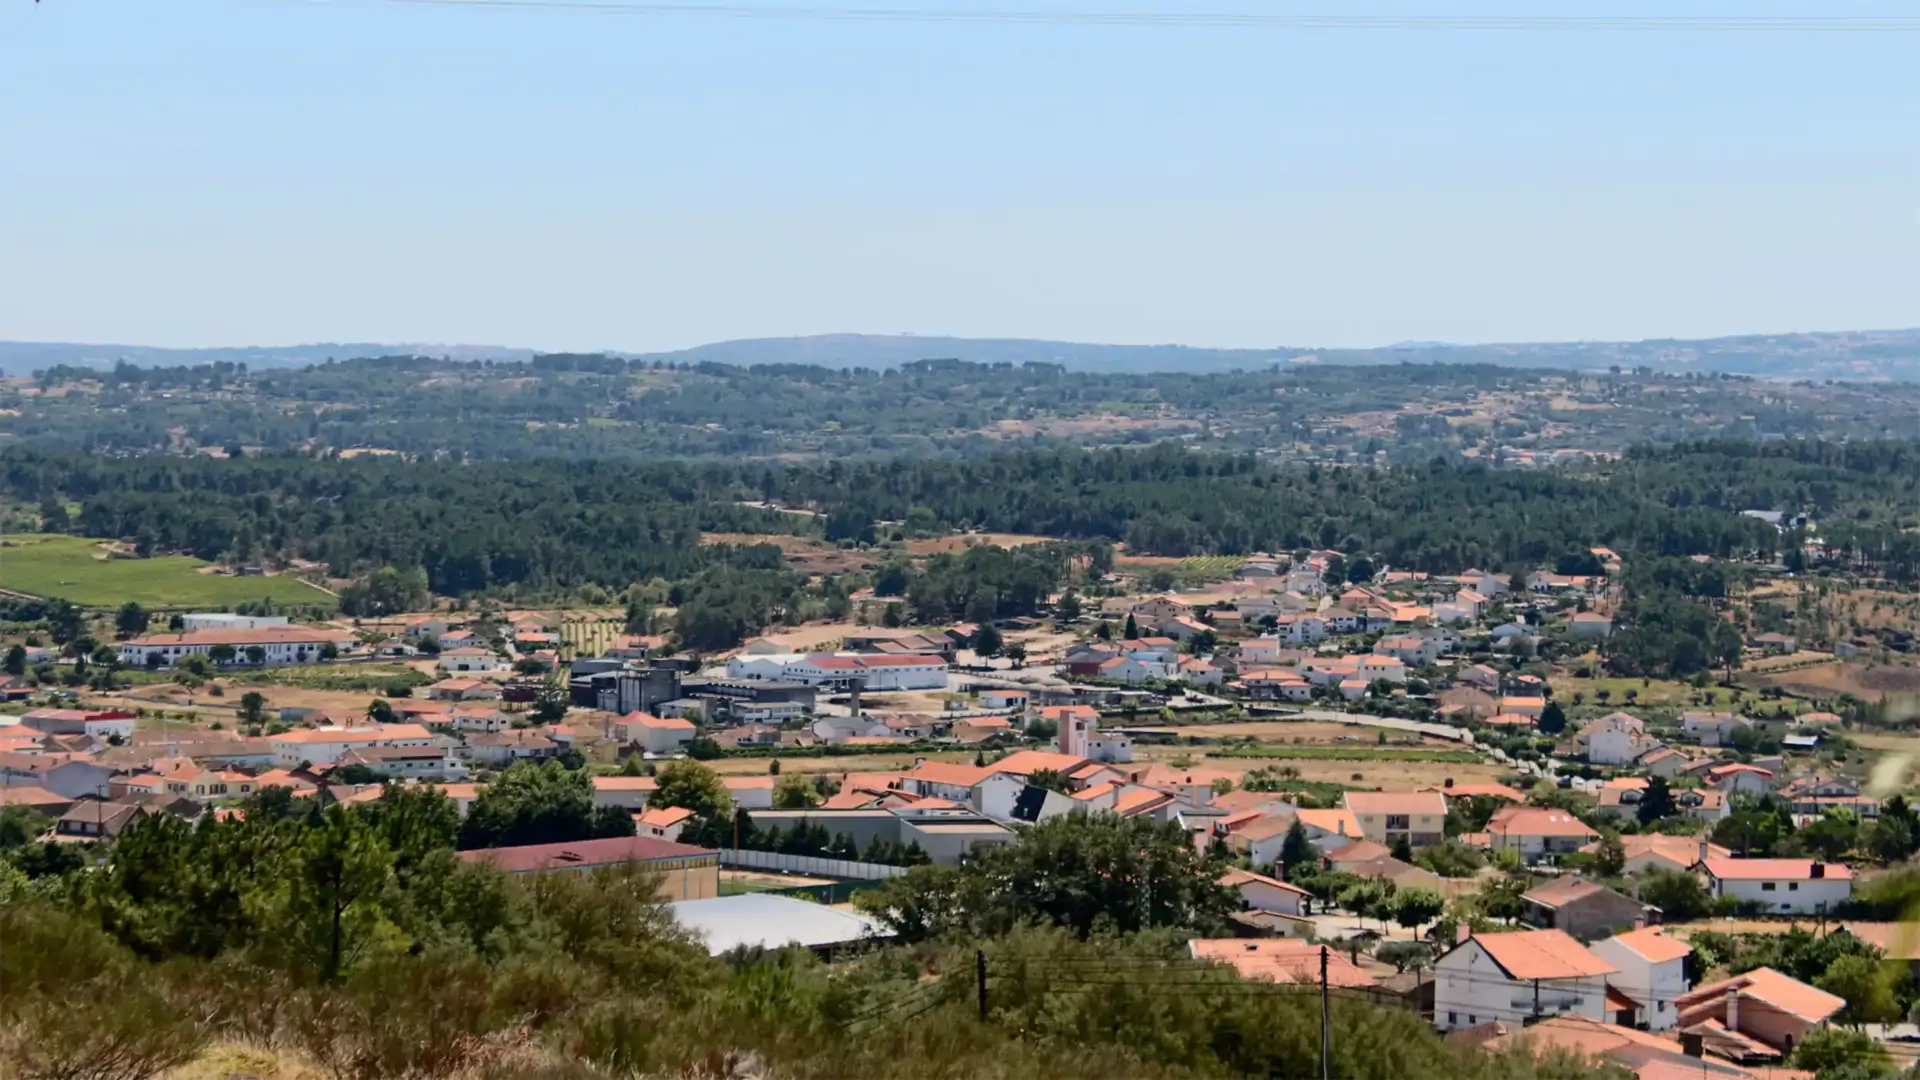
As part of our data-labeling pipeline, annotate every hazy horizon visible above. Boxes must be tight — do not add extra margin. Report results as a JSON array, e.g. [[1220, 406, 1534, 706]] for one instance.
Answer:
[[3, 1, 1917, 350]]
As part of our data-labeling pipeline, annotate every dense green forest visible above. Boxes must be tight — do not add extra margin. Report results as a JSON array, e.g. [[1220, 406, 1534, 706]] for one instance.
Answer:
[[0, 771, 1618, 1080], [7, 353, 1916, 462], [7, 438, 1920, 646]]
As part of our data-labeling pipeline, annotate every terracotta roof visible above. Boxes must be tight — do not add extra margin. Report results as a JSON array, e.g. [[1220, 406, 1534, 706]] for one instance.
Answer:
[[124, 626, 355, 647], [1490, 806, 1599, 840], [1190, 939, 1376, 988], [1071, 781, 1119, 803], [984, 750, 1088, 777], [637, 805, 694, 829], [1470, 929, 1616, 980], [1219, 866, 1311, 897], [1676, 967, 1844, 1026], [1325, 839, 1393, 864], [0, 785, 72, 808], [1294, 808, 1362, 838], [1230, 813, 1295, 842], [1113, 788, 1174, 817], [1522, 876, 1616, 909], [1604, 926, 1692, 964], [459, 835, 712, 873], [905, 761, 994, 787], [1698, 857, 1853, 881], [1610, 834, 1731, 865], [1343, 790, 1447, 817], [621, 711, 695, 731]]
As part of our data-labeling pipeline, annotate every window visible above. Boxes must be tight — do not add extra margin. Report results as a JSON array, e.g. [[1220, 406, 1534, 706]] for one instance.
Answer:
[[1386, 814, 1411, 830], [1761, 882, 1777, 892], [1788, 883, 1799, 891]]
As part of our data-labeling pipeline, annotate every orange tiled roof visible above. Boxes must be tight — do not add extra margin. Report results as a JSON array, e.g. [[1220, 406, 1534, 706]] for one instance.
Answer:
[[1190, 939, 1375, 988], [1471, 928, 1615, 980], [1605, 926, 1691, 965], [1343, 790, 1447, 817]]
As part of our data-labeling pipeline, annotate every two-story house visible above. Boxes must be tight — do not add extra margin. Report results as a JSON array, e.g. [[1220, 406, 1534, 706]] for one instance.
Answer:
[[1434, 929, 1617, 1031], [1342, 791, 1446, 849], [1488, 806, 1599, 865], [1590, 926, 1691, 1031], [1696, 858, 1852, 915]]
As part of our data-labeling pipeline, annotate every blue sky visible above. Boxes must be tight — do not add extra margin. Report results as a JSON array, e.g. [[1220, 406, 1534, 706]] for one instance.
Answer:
[[0, 0, 1914, 351]]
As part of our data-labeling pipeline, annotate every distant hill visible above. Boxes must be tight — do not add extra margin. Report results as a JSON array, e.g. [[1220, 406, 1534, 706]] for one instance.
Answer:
[[6, 328, 1918, 379], [0, 341, 538, 376]]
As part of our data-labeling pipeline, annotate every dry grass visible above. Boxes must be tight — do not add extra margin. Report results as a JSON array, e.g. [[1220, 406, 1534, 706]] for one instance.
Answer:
[[702, 751, 974, 778], [902, 533, 1058, 555], [1128, 720, 1453, 746], [1130, 745, 1507, 789], [1744, 660, 1920, 701]]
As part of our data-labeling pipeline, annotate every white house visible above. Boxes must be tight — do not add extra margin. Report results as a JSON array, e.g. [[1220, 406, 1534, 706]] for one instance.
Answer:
[[1683, 711, 1750, 748], [739, 653, 950, 691], [1705, 764, 1774, 798], [978, 689, 1029, 711], [616, 712, 697, 755], [1590, 927, 1690, 1031], [450, 708, 514, 735], [267, 723, 438, 766], [120, 625, 356, 669], [1583, 712, 1657, 766], [1697, 858, 1853, 915], [1434, 930, 1617, 1031], [438, 647, 507, 673], [464, 729, 558, 766], [1094, 655, 1165, 684]]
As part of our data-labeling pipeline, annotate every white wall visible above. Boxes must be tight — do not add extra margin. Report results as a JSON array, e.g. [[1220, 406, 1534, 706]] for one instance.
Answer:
[[1589, 942, 1687, 1031], [1434, 941, 1608, 1031], [1709, 874, 1850, 915]]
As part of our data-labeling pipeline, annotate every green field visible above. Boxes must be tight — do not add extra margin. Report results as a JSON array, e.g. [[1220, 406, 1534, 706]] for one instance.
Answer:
[[0, 534, 334, 610]]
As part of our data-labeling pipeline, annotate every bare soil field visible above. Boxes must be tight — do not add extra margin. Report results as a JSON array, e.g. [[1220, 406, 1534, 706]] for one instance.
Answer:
[[1130, 745, 1508, 789], [704, 752, 973, 778], [1743, 660, 1920, 701], [903, 533, 1057, 555], [1129, 720, 1452, 747]]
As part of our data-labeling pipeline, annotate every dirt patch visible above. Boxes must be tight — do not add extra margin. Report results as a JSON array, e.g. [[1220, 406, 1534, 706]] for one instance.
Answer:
[[1130, 720, 1453, 747], [1744, 660, 1920, 701], [903, 533, 1057, 555], [703, 752, 975, 778], [1131, 746, 1508, 789]]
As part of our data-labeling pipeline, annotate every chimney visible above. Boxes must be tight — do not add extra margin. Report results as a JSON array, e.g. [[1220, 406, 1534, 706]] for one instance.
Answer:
[[1698, 838, 1709, 865], [1726, 989, 1740, 1033], [1680, 1032, 1704, 1058], [1443, 777, 1455, 789], [1633, 917, 1646, 931], [1455, 922, 1472, 944], [1810, 862, 1825, 879]]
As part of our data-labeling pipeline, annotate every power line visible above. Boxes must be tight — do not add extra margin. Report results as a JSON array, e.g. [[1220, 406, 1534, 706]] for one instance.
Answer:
[[286, 1, 1920, 33]]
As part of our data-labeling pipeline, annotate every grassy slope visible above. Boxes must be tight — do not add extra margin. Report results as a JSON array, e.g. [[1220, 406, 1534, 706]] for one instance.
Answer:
[[0, 534, 332, 609]]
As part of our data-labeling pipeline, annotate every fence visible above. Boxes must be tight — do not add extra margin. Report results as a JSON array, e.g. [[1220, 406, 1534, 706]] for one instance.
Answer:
[[717, 848, 910, 881]]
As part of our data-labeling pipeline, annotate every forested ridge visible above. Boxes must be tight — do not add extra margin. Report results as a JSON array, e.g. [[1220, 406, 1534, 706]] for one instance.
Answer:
[[8, 439, 1920, 601], [8, 351, 1916, 462]]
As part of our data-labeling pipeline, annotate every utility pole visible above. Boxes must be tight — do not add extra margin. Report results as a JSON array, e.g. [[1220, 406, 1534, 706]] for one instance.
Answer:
[[1319, 945, 1332, 1080], [1532, 978, 1541, 1023], [976, 949, 989, 1022]]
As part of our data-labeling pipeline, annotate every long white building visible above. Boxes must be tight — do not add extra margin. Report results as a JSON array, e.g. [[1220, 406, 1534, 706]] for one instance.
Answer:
[[120, 626, 356, 668], [724, 652, 948, 691]]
